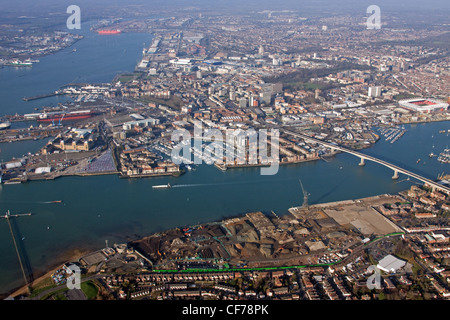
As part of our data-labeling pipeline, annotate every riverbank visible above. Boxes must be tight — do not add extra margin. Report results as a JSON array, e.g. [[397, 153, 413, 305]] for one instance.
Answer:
[[213, 155, 323, 171], [23, 192, 416, 299], [7, 247, 92, 299], [8, 191, 408, 300]]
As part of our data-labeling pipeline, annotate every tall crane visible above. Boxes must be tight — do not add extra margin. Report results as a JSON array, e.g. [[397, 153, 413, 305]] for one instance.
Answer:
[[299, 179, 310, 208], [58, 113, 65, 126]]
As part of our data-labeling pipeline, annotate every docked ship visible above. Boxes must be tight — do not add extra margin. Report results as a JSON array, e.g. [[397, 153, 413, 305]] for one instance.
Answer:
[[9, 59, 33, 67], [0, 121, 11, 130], [97, 30, 121, 35], [152, 183, 171, 189], [37, 110, 94, 122]]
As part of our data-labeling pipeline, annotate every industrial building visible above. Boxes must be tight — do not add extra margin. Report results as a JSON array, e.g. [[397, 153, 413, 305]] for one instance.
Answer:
[[377, 254, 406, 273]]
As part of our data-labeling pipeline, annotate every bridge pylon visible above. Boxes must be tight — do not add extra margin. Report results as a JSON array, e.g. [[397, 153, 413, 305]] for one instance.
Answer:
[[359, 158, 366, 167], [392, 170, 399, 180]]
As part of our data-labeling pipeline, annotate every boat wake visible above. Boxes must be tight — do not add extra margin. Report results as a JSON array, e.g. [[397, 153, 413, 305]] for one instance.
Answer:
[[0, 200, 63, 204], [172, 183, 216, 188], [172, 178, 296, 189]]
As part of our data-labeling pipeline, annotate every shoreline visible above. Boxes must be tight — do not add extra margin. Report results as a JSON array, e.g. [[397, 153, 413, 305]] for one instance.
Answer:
[[6, 192, 405, 298], [213, 156, 323, 171], [7, 247, 93, 299]]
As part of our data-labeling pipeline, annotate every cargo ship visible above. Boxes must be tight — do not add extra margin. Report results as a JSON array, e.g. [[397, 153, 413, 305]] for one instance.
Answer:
[[97, 30, 121, 35], [37, 110, 94, 122], [152, 183, 171, 189]]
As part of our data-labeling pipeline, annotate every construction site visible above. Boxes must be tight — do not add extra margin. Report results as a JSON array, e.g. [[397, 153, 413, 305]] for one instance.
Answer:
[[130, 192, 404, 271]]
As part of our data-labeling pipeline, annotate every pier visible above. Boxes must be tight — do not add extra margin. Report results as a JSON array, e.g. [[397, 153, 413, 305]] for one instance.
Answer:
[[22, 92, 63, 101], [1, 211, 33, 293]]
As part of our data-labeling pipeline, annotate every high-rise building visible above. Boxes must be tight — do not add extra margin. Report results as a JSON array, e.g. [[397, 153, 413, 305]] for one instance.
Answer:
[[315, 88, 321, 99], [272, 58, 282, 66], [239, 98, 248, 108], [258, 45, 264, 56], [368, 86, 381, 97], [249, 95, 259, 107], [260, 91, 272, 105]]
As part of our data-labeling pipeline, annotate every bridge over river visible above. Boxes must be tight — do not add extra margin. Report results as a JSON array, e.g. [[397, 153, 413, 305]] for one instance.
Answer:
[[282, 128, 450, 194]]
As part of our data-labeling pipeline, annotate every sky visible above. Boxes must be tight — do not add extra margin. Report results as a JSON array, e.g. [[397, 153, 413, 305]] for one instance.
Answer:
[[0, 0, 448, 30], [1, 0, 449, 15]]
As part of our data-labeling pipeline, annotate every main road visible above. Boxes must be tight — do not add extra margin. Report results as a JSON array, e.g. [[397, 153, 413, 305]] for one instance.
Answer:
[[282, 128, 450, 194]]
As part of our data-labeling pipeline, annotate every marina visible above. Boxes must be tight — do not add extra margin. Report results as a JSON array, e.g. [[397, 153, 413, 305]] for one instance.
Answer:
[[379, 127, 407, 144], [438, 149, 450, 164]]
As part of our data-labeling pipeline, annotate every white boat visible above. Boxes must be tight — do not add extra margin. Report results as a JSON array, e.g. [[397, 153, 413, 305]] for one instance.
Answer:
[[152, 183, 171, 189], [0, 121, 11, 130]]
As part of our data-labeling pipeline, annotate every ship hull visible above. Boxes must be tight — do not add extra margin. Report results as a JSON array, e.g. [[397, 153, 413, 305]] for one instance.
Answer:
[[0, 122, 11, 130], [97, 30, 121, 35], [37, 115, 92, 122], [36, 111, 94, 122]]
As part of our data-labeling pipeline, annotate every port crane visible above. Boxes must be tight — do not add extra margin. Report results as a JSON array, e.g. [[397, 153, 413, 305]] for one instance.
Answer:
[[51, 113, 65, 127], [58, 113, 65, 126], [299, 179, 310, 208]]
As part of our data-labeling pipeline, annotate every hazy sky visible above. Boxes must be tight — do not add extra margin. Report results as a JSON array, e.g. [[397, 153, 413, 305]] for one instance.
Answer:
[[0, 0, 449, 20], [1, 0, 449, 12]]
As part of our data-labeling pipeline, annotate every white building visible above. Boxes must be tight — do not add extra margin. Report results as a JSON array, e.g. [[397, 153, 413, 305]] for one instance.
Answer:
[[377, 255, 406, 273], [368, 86, 381, 97], [122, 118, 160, 130], [35, 167, 52, 174]]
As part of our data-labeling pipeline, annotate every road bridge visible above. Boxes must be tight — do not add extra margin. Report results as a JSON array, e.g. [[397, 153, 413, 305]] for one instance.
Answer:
[[283, 129, 450, 194]]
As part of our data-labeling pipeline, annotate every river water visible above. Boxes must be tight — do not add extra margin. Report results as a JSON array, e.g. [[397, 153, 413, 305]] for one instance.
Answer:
[[0, 25, 449, 294]]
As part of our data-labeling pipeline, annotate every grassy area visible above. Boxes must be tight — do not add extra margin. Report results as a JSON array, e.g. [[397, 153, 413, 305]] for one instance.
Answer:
[[117, 75, 136, 83], [52, 293, 68, 300], [81, 281, 99, 300], [138, 94, 184, 110], [394, 93, 419, 101], [114, 72, 141, 84], [283, 81, 331, 92], [303, 82, 326, 91], [40, 287, 69, 300], [28, 277, 57, 298]]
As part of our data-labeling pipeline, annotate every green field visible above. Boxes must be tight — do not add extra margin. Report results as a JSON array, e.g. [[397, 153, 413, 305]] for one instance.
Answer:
[[81, 281, 99, 300]]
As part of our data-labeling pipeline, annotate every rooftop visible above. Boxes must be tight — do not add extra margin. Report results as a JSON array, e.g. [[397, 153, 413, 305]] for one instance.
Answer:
[[377, 254, 406, 273]]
